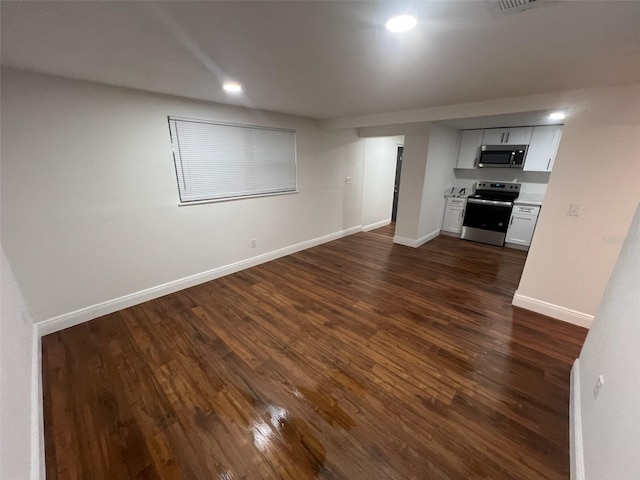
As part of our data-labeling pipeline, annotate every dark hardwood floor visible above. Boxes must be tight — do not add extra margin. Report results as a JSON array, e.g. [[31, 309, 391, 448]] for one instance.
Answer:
[[368, 222, 395, 238], [42, 233, 588, 479]]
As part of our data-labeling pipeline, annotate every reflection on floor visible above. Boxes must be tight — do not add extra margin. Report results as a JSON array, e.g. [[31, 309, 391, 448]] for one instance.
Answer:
[[369, 221, 395, 239]]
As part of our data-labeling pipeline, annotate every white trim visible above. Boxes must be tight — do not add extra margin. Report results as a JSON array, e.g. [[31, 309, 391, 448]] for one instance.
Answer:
[[363, 218, 391, 232], [392, 235, 417, 247], [30, 325, 44, 480], [570, 359, 585, 480], [36, 226, 362, 336], [416, 229, 440, 247], [393, 229, 440, 248], [512, 292, 594, 328]]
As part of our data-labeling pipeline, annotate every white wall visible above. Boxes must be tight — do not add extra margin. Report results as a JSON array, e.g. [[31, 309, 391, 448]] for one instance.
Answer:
[[1, 68, 367, 323], [361, 136, 403, 230], [385, 123, 458, 246], [394, 128, 431, 242], [0, 245, 37, 480], [575, 203, 640, 479], [417, 123, 458, 238], [515, 85, 640, 320]]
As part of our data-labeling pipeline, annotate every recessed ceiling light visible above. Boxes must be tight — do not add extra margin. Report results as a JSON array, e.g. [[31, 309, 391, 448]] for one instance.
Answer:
[[549, 111, 566, 120], [385, 15, 417, 33], [223, 82, 242, 93]]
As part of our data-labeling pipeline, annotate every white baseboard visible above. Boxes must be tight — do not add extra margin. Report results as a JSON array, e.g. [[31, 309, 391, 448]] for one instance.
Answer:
[[393, 229, 440, 248], [36, 225, 362, 336], [512, 292, 594, 328], [392, 235, 416, 247], [363, 218, 391, 232], [416, 229, 440, 247], [30, 326, 44, 480], [570, 359, 585, 480]]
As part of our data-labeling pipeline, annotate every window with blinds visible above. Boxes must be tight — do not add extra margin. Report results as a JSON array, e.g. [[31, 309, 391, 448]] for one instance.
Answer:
[[168, 117, 297, 204]]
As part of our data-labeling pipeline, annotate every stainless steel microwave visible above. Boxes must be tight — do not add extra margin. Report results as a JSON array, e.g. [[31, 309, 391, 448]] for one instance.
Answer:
[[478, 144, 528, 168]]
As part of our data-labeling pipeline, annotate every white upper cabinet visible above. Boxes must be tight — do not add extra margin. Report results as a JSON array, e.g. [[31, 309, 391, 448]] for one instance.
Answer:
[[523, 125, 563, 172], [455, 129, 484, 169], [482, 127, 533, 145]]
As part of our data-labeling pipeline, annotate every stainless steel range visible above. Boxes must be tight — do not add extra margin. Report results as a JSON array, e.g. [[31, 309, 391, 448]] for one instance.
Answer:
[[461, 182, 520, 247]]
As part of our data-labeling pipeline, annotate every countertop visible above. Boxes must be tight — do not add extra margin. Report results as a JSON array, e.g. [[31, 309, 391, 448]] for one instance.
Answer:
[[514, 194, 544, 206], [444, 188, 469, 198], [444, 188, 544, 206]]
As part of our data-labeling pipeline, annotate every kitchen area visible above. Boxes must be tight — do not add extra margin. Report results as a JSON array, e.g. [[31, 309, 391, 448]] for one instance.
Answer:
[[439, 121, 562, 251]]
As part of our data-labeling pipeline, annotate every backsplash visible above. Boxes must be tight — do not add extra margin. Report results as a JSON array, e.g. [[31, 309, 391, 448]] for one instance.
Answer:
[[453, 168, 550, 194]]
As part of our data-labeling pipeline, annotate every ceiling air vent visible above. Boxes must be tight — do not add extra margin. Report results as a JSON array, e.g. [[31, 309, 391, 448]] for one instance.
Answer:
[[496, 0, 542, 13]]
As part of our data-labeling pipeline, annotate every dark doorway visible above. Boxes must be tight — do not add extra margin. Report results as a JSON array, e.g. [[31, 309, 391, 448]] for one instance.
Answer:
[[391, 146, 403, 222]]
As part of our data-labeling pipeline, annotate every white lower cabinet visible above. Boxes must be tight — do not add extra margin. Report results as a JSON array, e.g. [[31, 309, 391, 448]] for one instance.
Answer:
[[442, 197, 467, 234], [506, 205, 541, 247]]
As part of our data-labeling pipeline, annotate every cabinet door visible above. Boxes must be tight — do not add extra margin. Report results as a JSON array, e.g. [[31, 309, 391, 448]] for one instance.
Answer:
[[503, 127, 533, 145], [442, 205, 464, 234], [456, 130, 484, 169], [482, 127, 533, 145], [505, 213, 537, 246], [482, 129, 509, 145], [524, 125, 563, 172]]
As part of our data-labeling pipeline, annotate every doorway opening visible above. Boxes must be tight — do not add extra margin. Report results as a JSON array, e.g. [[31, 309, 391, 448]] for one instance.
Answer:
[[391, 145, 403, 224], [362, 137, 404, 240]]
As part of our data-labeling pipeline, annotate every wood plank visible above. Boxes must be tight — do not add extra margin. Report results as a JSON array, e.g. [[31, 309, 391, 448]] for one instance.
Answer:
[[42, 233, 587, 479]]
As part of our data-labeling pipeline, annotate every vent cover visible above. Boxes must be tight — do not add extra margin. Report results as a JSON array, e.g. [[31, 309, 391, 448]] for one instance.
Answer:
[[496, 0, 541, 12]]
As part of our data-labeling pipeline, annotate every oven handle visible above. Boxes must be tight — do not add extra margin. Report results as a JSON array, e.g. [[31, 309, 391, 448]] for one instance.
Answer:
[[467, 198, 514, 207]]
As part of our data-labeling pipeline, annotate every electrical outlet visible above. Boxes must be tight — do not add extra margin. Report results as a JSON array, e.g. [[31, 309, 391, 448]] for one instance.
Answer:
[[345, 176, 352, 184], [251, 238, 256, 248], [568, 203, 582, 216], [593, 374, 605, 397]]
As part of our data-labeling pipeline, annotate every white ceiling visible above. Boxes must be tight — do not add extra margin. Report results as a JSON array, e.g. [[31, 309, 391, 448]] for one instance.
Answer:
[[2, 1, 639, 122]]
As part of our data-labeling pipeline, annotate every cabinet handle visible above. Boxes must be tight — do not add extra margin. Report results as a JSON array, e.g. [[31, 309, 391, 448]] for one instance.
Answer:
[[506, 132, 510, 143], [546, 158, 551, 170], [501, 132, 505, 143], [509, 216, 514, 226]]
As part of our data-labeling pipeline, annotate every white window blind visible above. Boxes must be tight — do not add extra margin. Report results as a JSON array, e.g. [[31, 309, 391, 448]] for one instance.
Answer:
[[168, 117, 297, 203]]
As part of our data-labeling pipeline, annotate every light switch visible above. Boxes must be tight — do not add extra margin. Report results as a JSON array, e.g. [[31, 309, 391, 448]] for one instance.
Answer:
[[568, 203, 582, 216]]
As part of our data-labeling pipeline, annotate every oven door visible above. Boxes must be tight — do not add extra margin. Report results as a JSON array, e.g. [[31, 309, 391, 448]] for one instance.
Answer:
[[461, 198, 513, 246]]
